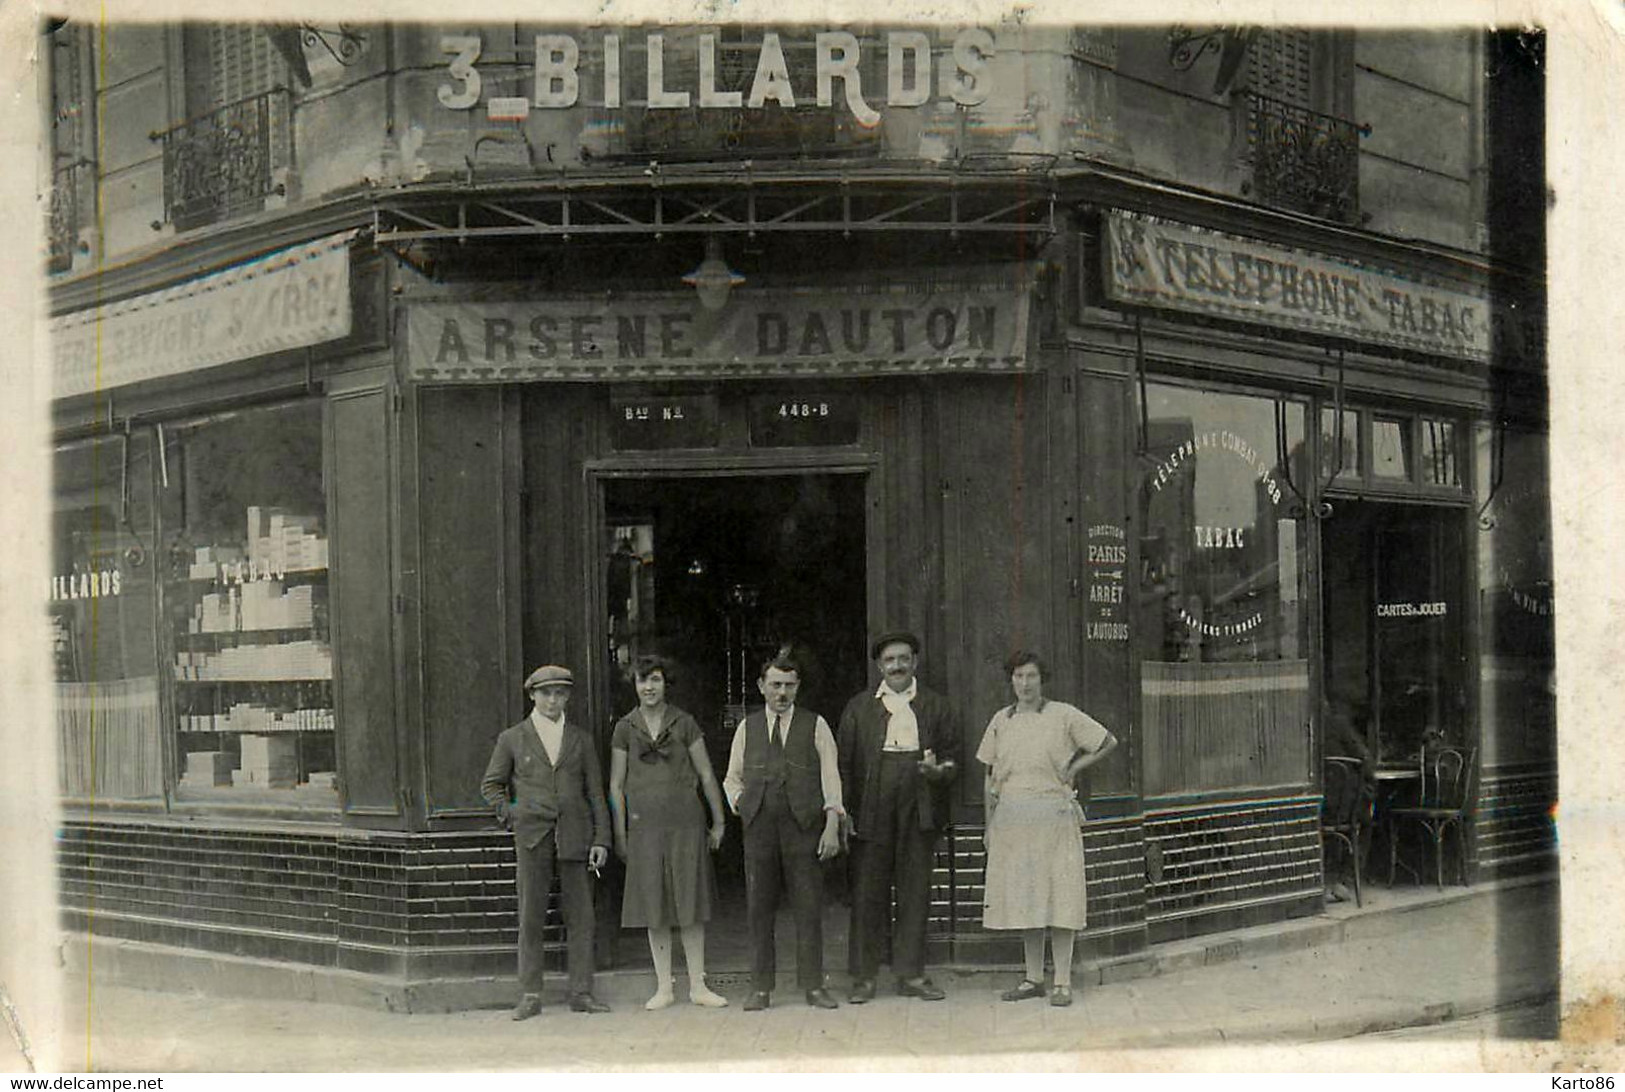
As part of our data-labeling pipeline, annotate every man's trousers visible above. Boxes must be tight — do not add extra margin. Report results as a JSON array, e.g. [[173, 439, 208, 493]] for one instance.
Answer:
[[515, 829, 595, 995], [743, 785, 826, 992], [848, 750, 935, 983]]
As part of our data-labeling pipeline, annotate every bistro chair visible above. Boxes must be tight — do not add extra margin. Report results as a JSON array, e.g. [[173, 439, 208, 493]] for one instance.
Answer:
[[1386, 745, 1476, 889], [1321, 756, 1367, 907]]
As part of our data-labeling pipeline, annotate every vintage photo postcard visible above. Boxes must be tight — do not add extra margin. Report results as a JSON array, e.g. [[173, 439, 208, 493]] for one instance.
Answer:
[[1, 0, 1619, 1075]]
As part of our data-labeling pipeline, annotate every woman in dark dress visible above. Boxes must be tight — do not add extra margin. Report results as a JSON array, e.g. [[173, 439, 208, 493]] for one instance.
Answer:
[[608, 656, 729, 1009]]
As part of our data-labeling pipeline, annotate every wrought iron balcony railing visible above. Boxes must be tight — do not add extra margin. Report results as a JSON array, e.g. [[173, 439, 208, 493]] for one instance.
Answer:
[[1244, 90, 1370, 224], [48, 159, 91, 273], [151, 88, 291, 232]]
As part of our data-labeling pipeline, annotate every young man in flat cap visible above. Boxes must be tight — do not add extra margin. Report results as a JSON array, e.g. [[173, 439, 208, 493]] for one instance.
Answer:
[[836, 631, 960, 1004], [481, 664, 612, 1019], [722, 648, 845, 1011]]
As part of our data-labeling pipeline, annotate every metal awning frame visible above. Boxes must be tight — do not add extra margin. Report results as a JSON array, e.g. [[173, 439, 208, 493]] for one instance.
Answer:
[[369, 173, 1057, 245]]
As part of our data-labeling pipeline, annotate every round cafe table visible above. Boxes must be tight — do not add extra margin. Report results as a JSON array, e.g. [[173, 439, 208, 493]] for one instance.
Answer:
[[1373, 763, 1423, 884]]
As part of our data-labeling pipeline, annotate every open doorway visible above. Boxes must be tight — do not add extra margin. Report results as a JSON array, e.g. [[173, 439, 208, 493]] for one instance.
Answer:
[[1320, 500, 1469, 762], [599, 471, 869, 971]]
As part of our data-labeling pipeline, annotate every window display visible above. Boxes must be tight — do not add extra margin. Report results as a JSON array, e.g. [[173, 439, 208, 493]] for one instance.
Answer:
[[1135, 382, 1311, 795], [52, 433, 164, 800], [162, 402, 338, 808]]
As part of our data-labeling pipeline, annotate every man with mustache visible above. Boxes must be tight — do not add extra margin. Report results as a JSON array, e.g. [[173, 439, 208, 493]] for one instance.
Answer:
[[723, 648, 846, 1011], [836, 631, 960, 1004]]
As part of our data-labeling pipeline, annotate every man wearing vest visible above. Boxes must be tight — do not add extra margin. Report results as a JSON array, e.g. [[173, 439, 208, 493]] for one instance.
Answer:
[[837, 631, 960, 1004], [722, 650, 845, 1011], [480, 664, 612, 1020]]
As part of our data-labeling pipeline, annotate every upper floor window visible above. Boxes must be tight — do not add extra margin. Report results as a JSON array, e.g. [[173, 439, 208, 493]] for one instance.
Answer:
[[1240, 29, 1366, 224], [45, 21, 93, 274], [153, 25, 292, 231]]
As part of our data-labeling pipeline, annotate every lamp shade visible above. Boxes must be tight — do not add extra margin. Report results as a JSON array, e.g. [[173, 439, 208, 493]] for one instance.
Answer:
[[682, 236, 746, 311]]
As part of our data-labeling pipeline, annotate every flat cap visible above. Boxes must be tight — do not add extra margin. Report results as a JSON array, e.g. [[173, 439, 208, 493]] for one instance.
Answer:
[[870, 631, 921, 660], [524, 664, 575, 691]]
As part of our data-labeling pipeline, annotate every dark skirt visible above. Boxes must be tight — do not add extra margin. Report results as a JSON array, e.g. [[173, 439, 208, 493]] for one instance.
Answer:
[[620, 776, 715, 928]]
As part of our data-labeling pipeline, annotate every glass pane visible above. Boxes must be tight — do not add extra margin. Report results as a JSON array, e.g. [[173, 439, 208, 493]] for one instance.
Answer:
[[1421, 418, 1461, 487], [1371, 416, 1412, 480], [1319, 407, 1360, 479], [53, 433, 163, 800], [748, 391, 861, 447], [610, 392, 720, 450], [164, 401, 337, 813], [1136, 384, 1311, 795], [1373, 510, 1467, 759]]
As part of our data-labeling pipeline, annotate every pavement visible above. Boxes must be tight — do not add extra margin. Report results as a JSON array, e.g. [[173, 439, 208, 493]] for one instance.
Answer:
[[12, 875, 1567, 1072]]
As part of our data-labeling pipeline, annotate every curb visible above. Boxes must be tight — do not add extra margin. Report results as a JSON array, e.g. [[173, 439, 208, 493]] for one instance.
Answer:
[[1097, 990, 1560, 1047], [956, 871, 1556, 989]]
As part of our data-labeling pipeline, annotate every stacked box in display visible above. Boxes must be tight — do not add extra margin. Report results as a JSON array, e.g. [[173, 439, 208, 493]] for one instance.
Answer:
[[183, 751, 233, 787], [239, 581, 282, 630], [285, 585, 315, 627], [247, 507, 279, 564], [239, 734, 297, 788]]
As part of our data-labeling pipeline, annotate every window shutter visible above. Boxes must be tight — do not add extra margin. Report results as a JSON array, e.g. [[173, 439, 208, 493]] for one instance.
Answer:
[[1248, 28, 1313, 107], [207, 24, 288, 106]]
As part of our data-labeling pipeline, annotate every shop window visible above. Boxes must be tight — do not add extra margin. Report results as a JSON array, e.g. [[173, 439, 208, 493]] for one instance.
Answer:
[[1136, 383, 1311, 796], [52, 434, 163, 801], [1421, 418, 1461, 488], [1318, 406, 1360, 480], [1371, 415, 1412, 480], [161, 401, 337, 813]]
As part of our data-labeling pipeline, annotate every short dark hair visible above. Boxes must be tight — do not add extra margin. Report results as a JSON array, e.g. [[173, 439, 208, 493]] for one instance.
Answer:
[[1003, 649, 1047, 679], [632, 655, 674, 687], [759, 646, 802, 680]]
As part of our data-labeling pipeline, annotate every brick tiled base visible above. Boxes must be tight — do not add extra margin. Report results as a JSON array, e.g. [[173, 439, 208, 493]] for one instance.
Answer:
[[1475, 765, 1558, 878], [931, 816, 1150, 965], [67, 776, 1535, 1001], [58, 818, 548, 982]]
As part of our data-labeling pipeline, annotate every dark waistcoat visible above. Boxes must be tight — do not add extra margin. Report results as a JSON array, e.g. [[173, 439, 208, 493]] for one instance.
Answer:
[[737, 707, 825, 831]]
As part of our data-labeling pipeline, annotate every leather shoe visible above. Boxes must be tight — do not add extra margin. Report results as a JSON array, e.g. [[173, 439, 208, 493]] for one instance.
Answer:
[[1000, 979, 1046, 1002], [743, 990, 771, 1012], [848, 978, 876, 1004], [568, 993, 611, 1014], [898, 977, 946, 1001], [805, 987, 839, 1009], [511, 993, 542, 1021], [1049, 985, 1074, 1007]]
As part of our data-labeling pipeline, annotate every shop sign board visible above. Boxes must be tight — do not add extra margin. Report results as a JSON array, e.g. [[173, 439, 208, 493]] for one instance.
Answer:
[[49, 232, 355, 398], [406, 285, 1030, 382], [1085, 522, 1129, 642], [610, 392, 722, 449], [1102, 210, 1542, 366], [437, 29, 999, 120], [747, 391, 862, 447], [411, 26, 1072, 164]]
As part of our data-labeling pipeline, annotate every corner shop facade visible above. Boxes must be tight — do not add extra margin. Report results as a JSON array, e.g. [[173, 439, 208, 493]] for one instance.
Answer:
[[47, 22, 1553, 1001]]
